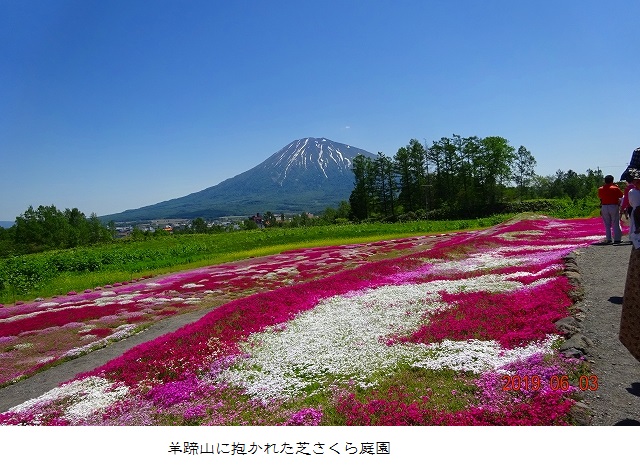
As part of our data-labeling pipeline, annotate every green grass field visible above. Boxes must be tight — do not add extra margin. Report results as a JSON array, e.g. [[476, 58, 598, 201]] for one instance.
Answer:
[[0, 214, 529, 304]]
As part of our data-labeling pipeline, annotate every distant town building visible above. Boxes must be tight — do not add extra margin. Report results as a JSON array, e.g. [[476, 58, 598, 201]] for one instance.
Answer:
[[249, 213, 264, 228]]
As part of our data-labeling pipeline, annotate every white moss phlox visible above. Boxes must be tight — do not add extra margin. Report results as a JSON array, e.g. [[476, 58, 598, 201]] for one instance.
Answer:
[[9, 376, 129, 422], [217, 274, 552, 402]]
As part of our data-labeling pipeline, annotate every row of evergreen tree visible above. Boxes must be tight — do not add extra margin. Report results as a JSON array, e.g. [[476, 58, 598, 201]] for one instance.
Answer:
[[348, 134, 606, 221]]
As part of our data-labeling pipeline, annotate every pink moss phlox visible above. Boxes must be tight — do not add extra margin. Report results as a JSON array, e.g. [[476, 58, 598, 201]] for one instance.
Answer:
[[335, 383, 575, 426], [392, 276, 573, 348], [75, 217, 600, 388], [2, 216, 604, 425], [435, 392, 574, 425], [335, 387, 430, 426], [0, 297, 167, 338], [145, 375, 213, 408], [1, 237, 403, 340], [183, 404, 207, 420], [208, 355, 240, 377], [285, 407, 323, 426], [79, 254, 422, 385], [475, 352, 579, 412]]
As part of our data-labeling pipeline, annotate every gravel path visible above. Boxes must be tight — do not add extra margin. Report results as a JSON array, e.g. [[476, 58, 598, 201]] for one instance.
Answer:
[[574, 242, 640, 425], [1, 242, 639, 424]]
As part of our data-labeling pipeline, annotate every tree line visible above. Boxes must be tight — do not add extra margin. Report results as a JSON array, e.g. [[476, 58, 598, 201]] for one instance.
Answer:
[[0, 205, 113, 256], [0, 203, 354, 258], [348, 134, 606, 221], [0, 134, 609, 257]]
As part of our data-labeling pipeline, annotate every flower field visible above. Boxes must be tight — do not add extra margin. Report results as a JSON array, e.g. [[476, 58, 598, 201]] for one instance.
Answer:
[[0, 215, 606, 425], [0, 235, 434, 387]]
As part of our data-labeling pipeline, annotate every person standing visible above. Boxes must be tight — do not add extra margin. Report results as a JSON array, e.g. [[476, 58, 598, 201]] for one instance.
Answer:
[[620, 177, 636, 220], [620, 148, 640, 232], [620, 166, 640, 362], [598, 174, 624, 244]]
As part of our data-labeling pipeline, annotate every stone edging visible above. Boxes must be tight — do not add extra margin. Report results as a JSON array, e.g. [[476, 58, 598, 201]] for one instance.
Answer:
[[556, 251, 593, 425], [556, 252, 594, 359]]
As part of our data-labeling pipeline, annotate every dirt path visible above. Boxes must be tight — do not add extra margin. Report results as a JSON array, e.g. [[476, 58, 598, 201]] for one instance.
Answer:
[[1, 242, 639, 424], [574, 242, 640, 425], [0, 307, 214, 412]]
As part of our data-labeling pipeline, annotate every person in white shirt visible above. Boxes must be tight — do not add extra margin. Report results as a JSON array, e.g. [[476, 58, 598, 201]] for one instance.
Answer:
[[628, 177, 640, 249]]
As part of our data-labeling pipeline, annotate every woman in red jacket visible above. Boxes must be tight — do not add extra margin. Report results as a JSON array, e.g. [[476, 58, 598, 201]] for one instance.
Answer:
[[598, 174, 624, 243]]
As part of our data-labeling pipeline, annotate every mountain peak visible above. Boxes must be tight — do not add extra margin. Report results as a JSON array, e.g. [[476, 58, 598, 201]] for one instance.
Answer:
[[103, 137, 377, 221], [262, 137, 371, 185]]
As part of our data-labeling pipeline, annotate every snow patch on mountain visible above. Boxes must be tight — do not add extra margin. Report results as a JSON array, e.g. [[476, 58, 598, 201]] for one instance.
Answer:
[[265, 137, 362, 185]]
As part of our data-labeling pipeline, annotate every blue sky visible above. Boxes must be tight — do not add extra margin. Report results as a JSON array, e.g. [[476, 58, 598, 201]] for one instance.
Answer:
[[2, 0, 639, 221]]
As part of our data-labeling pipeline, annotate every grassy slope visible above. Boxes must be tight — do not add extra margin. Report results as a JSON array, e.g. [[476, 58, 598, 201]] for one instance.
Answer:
[[1, 215, 512, 304]]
